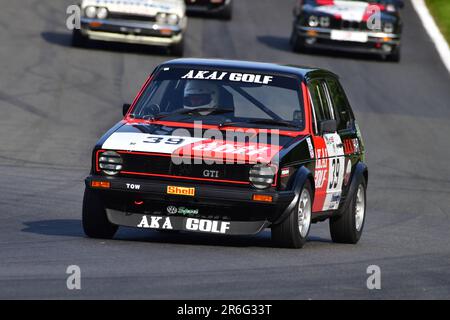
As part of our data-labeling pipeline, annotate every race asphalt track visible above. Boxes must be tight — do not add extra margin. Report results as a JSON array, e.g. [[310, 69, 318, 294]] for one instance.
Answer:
[[0, 0, 449, 299]]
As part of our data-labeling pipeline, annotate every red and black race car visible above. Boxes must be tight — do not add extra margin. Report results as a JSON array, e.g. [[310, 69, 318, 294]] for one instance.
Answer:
[[184, 0, 232, 20], [83, 58, 368, 248]]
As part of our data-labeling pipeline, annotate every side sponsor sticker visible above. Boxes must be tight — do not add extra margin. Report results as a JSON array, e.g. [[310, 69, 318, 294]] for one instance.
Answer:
[[312, 133, 345, 212]]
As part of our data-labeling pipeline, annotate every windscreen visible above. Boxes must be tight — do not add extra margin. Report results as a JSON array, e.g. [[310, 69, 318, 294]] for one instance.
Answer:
[[129, 67, 304, 130]]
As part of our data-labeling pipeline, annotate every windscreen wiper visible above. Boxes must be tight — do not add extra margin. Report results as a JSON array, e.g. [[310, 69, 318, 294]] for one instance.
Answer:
[[219, 118, 300, 129], [147, 107, 234, 121]]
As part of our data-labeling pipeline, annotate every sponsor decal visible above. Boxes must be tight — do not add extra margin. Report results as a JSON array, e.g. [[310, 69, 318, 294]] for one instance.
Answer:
[[330, 192, 341, 206], [181, 70, 274, 85], [102, 133, 206, 154], [102, 132, 281, 164], [312, 133, 346, 212], [89, 0, 174, 12], [353, 138, 360, 153], [182, 140, 282, 164], [186, 218, 230, 234], [316, 0, 370, 22], [281, 168, 290, 177], [166, 206, 199, 216], [126, 183, 140, 190], [136, 216, 230, 234], [306, 137, 315, 159], [167, 186, 195, 197], [314, 148, 328, 189], [343, 138, 360, 155], [137, 216, 173, 230]]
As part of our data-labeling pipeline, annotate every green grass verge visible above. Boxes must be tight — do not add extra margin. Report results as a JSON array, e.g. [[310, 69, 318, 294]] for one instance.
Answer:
[[425, 0, 450, 44]]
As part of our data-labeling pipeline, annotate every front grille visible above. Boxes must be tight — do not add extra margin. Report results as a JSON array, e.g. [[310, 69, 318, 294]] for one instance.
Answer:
[[117, 152, 252, 185], [341, 20, 363, 30], [108, 12, 156, 22]]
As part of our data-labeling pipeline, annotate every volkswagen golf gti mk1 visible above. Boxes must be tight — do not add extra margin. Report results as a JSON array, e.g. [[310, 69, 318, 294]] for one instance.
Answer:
[[83, 58, 368, 248]]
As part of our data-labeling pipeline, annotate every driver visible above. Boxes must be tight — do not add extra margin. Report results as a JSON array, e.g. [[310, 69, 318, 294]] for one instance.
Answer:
[[183, 80, 219, 110]]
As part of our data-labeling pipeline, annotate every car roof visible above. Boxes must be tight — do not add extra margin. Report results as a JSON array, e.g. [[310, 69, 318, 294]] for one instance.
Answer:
[[160, 58, 338, 80]]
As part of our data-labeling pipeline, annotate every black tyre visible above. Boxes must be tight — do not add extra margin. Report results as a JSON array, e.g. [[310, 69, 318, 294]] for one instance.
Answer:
[[169, 38, 184, 57], [72, 29, 87, 47], [82, 188, 118, 239], [382, 46, 401, 62], [387, 47, 401, 62], [329, 179, 366, 244], [272, 180, 312, 249], [220, 3, 233, 20], [290, 28, 304, 53]]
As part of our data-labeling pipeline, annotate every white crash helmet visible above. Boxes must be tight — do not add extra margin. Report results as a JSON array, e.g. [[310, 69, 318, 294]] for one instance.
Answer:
[[183, 80, 219, 110]]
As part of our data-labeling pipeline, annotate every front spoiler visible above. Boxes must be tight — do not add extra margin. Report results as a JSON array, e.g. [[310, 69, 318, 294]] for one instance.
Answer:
[[86, 175, 295, 224], [107, 209, 269, 235], [80, 18, 184, 46], [295, 26, 401, 54]]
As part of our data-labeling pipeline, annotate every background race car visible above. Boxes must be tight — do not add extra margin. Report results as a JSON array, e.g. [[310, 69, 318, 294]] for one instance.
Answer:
[[291, 0, 404, 61], [73, 0, 188, 56], [185, 0, 233, 20]]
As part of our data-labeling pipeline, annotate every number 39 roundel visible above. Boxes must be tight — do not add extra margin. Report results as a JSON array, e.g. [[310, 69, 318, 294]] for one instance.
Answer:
[[312, 133, 346, 212]]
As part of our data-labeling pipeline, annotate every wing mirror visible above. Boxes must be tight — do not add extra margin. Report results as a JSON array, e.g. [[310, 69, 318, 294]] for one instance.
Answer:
[[319, 119, 337, 135], [123, 103, 131, 116]]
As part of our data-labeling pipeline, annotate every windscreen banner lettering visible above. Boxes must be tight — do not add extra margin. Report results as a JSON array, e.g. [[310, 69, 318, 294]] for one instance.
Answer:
[[181, 70, 274, 85]]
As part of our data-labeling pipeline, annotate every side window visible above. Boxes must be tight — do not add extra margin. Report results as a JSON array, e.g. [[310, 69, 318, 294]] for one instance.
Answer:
[[308, 79, 333, 134], [326, 78, 354, 131]]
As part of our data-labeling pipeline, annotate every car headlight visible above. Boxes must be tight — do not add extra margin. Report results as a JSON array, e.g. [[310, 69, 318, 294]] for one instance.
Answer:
[[156, 12, 168, 24], [99, 151, 123, 176], [167, 14, 179, 25], [383, 22, 394, 33], [320, 16, 330, 28], [85, 6, 97, 18], [249, 164, 277, 189], [96, 7, 108, 19], [308, 15, 319, 27]]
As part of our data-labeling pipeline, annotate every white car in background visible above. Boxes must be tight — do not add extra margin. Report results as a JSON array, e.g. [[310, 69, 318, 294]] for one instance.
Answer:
[[73, 0, 187, 56]]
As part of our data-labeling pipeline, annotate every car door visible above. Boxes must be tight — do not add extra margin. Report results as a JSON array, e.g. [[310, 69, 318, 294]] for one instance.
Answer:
[[307, 78, 346, 213], [325, 76, 360, 199]]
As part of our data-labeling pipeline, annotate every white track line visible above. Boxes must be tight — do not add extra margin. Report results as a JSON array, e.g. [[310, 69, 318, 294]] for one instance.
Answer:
[[411, 0, 450, 73]]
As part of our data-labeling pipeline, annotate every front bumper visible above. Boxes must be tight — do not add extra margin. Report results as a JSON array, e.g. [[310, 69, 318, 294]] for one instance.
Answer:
[[295, 26, 401, 54], [80, 18, 184, 46], [86, 175, 295, 235]]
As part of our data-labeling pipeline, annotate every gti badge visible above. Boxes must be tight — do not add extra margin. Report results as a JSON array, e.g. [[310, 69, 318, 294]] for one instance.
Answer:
[[203, 170, 219, 178]]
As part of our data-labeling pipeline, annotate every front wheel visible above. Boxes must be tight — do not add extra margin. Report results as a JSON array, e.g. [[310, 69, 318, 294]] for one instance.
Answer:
[[329, 179, 366, 244], [272, 181, 312, 248], [82, 188, 118, 239], [169, 38, 184, 57], [220, 3, 233, 20], [72, 29, 88, 47], [290, 28, 305, 53], [382, 46, 401, 62]]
